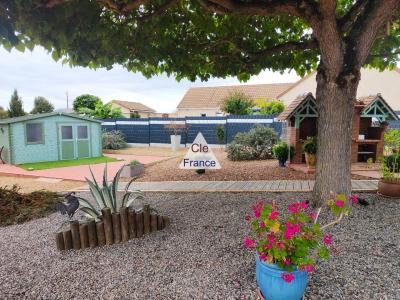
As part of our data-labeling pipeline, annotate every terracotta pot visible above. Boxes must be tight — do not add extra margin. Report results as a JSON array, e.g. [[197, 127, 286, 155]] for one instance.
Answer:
[[378, 180, 400, 198], [304, 153, 316, 168]]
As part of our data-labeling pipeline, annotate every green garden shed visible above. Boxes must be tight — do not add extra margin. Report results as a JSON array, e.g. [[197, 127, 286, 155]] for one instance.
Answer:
[[0, 112, 102, 164]]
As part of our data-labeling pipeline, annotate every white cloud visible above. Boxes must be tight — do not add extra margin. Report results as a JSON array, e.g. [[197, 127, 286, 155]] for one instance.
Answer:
[[0, 46, 300, 113]]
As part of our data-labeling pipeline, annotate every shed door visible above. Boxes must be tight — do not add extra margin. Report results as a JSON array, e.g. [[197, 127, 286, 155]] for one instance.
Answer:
[[77, 125, 90, 158], [60, 125, 75, 160]]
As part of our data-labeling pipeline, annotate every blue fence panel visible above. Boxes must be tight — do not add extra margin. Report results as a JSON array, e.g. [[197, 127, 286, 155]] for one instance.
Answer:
[[101, 115, 282, 145], [149, 118, 187, 144], [388, 120, 400, 129], [186, 117, 226, 145]]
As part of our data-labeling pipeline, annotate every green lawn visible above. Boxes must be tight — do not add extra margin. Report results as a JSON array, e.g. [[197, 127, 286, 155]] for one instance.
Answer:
[[19, 156, 118, 170]]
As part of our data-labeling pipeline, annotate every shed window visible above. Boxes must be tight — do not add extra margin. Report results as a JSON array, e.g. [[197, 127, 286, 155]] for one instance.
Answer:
[[26, 123, 43, 143], [77, 126, 88, 139], [61, 126, 73, 140]]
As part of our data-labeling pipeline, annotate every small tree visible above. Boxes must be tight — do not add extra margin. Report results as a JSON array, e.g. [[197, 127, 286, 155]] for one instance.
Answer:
[[8, 90, 25, 117], [130, 111, 141, 118], [73, 94, 101, 112], [0, 106, 8, 119], [253, 98, 285, 115], [31, 96, 54, 114], [221, 92, 253, 115]]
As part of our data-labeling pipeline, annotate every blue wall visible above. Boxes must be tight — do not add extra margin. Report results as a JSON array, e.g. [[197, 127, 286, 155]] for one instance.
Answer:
[[101, 115, 282, 146]]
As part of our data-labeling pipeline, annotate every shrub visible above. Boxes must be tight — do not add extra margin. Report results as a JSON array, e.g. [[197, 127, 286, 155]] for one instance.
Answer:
[[130, 111, 141, 118], [302, 136, 317, 154], [386, 153, 400, 173], [216, 124, 225, 144], [130, 160, 142, 166], [227, 125, 279, 161], [73, 94, 101, 112], [220, 92, 254, 115], [77, 165, 143, 219], [253, 98, 285, 115], [0, 185, 61, 226], [102, 130, 127, 149], [273, 141, 295, 162], [31, 96, 54, 114]]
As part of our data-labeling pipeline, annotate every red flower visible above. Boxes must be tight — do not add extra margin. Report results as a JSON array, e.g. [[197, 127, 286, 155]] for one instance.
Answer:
[[244, 237, 256, 248], [323, 234, 333, 245], [245, 214, 251, 221], [268, 210, 279, 220], [276, 240, 285, 249], [281, 272, 294, 283], [259, 221, 266, 228], [252, 202, 264, 218], [349, 195, 359, 204]]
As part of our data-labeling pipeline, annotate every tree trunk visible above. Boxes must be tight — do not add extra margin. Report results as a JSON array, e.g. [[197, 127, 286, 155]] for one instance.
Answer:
[[312, 67, 360, 206]]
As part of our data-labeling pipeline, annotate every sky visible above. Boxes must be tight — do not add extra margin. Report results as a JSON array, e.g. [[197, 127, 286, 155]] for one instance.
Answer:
[[0, 46, 301, 113]]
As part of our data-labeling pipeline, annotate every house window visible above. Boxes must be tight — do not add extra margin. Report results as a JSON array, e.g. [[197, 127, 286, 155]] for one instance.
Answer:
[[77, 126, 88, 139], [26, 123, 44, 144]]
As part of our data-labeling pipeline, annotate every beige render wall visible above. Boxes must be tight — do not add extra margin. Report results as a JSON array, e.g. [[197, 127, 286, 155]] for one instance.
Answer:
[[280, 69, 400, 110], [175, 108, 222, 117]]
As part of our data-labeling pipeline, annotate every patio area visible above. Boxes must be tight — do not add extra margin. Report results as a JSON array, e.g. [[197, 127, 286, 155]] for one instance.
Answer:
[[0, 153, 167, 182]]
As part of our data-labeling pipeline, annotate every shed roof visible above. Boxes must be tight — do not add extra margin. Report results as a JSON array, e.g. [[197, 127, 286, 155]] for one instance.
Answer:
[[0, 112, 102, 125], [111, 100, 156, 112], [278, 93, 314, 120], [177, 83, 294, 109]]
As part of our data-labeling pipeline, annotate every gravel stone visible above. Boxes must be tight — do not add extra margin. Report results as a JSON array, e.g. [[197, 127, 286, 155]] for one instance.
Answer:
[[0, 192, 398, 299]]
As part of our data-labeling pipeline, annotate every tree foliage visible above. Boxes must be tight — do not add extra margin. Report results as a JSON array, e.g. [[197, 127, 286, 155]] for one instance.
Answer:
[[73, 94, 101, 112], [221, 92, 253, 115], [31, 96, 54, 114], [79, 101, 124, 119], [7, 89, 25, 117], [0, 106, 8, 119], [253, 98, 285, 115], [0, 1, 397, 81]]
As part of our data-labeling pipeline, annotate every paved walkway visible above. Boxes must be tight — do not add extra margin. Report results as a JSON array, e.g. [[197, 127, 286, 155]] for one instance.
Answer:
[[0, 154, 167, 182], [76, 179, 378, 192]]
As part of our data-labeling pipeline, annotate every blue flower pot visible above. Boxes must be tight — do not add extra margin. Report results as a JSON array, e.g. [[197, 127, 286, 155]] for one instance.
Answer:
[[256, 254, 308, 300], [278, 160, 286, 167]]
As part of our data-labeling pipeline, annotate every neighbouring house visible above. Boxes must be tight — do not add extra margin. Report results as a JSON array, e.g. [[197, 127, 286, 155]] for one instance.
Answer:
[[175, 83, 294, 117], [176, 68, 400, 117], [110, 100, 161, 118], [278, 93, 399, 164], [0, 112, 102, 164], [279, 68, 400, 110]]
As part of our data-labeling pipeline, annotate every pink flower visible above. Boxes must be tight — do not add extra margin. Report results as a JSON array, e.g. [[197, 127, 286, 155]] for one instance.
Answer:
[[245, 214, 251, 221], [252, 202, 264, 218], [308, 212, 317, 220], [259, 252, 267, 261], [335, 200, 344, 207], [282, 258, 291, 266], [349, 195, 359, 204], [284, 222, 301, 240], [288, 203, 300, 214], [300, 201, 309, 209], [269, 210, 279, 220], [323, 234, 333, 245], [259, 221, 266, 228], [244, 237, 256, 248], [305, 264, 313, 272], [281, 272, 294, 283], [276, 240, 285, 249]]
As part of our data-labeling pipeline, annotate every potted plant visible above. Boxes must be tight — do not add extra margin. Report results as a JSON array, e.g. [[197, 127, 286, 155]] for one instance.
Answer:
[[273, 141, 295, 167], [378, 129, 400, 197], [244, 194, 353, 300], [302, 136, 317, 168], [122, 160, 144, 177], [164, 122, 189, 152]]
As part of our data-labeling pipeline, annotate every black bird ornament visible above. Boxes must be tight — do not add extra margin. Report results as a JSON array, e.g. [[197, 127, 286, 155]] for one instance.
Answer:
[[56, 192, 80, 219]]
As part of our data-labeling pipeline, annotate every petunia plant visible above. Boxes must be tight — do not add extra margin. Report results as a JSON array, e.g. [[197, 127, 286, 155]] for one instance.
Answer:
[[244, 194, 356, 283]]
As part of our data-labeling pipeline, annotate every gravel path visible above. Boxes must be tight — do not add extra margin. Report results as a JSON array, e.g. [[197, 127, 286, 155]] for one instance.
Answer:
[[0, 192, 398, 299]]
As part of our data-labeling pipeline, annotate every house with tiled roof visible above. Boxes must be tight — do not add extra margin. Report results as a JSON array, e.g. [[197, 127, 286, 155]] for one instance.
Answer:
[[279, 68, 400, 111], [175, 83, 294, 117], [110, 100, 160, 118]]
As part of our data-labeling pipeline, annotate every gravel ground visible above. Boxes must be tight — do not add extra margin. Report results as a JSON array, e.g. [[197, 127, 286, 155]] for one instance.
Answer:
[[137, 150, 371, 181], [0, 192, 398, 299]]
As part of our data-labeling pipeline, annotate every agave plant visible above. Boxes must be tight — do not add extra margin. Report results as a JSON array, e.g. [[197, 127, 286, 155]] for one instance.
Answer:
[[77, 165, 143, 219]]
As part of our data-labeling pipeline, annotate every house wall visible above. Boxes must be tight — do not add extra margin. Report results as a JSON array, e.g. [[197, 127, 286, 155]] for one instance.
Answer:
[[280, 69, 400, 110], [0, 124, 10, 162], [10, 115, 102, 164], [175, 108, 222, 117]]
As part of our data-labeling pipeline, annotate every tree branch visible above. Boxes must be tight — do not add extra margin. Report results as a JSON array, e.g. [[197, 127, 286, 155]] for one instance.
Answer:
[[338, 0, 369, 33], [348, 0, 400, 69]]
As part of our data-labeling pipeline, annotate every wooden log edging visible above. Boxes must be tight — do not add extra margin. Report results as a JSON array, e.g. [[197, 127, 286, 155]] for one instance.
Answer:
[[56, 205, 169, 251]]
